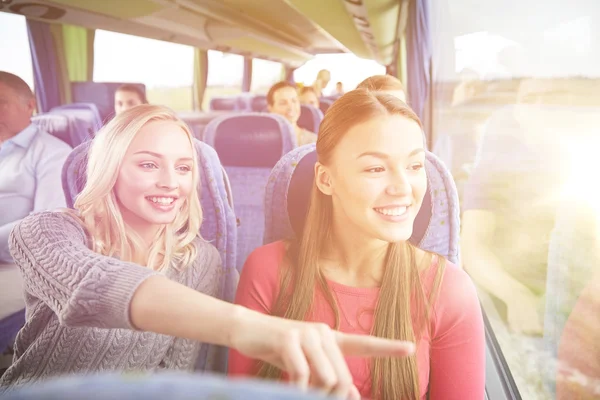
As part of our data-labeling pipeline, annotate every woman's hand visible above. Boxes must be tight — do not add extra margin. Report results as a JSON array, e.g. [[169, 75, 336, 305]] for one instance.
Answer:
[[230, 307, 415, 398]]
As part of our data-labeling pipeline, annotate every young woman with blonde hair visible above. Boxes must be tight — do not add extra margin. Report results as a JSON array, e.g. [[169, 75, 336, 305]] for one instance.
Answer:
[[0, 105, 415, 397], [229, 91, 485, 399]]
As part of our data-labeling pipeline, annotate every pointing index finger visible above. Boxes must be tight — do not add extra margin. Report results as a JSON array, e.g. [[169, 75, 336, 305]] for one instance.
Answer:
[[335, 332, 415, 358]]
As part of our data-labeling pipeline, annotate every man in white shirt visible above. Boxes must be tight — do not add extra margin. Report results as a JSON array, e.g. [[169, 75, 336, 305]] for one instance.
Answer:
[[0, 71, 72, 320]]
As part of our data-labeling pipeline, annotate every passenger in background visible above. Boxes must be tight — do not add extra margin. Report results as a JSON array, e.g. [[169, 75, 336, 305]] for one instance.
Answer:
[[267, 81, 317, 146], [0, 71, 71, 322], [335, 81, 345, 96], [312, 69, 331, 97], [357, 74, 406, 103], [230, 90, 485, 400], [114, 84, 148, 115], [1, 104, 414, 395], [299, 87, 320, 110]]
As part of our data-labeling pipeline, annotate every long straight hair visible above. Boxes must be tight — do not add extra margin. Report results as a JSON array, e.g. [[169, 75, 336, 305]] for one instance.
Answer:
[[73, 104, 202, 271], [258, 90, 445, 399]]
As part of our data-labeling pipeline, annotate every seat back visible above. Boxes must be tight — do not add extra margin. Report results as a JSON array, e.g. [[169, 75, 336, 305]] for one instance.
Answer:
[[298, 104, 323, 133], [178, 111, 233, 140], [264, 145, 460, 263], [319, 98, 333, 115], [209, 97, 239, 111], [71, 82, 146, 122], [61, 139, 238, 299], [236, 93, 254, 111], [204, 113, 296, 271], [0, 372, 329, 400], [0, 310, 26, 354], [52, 103, 103, 131], [251, 95, 268, 112], [49, 104, 102, 145], [31, 114, 74, 146]]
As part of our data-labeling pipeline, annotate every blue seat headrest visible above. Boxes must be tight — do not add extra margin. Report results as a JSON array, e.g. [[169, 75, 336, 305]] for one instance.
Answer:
[[298, 104, 323, 134], [204, 113, 296, 168], [31, 114, 72, 146], [251, 95, 268, 112]]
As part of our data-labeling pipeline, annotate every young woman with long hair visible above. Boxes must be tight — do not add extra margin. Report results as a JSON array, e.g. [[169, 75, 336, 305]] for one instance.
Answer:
[[229, 91, 485, 399]]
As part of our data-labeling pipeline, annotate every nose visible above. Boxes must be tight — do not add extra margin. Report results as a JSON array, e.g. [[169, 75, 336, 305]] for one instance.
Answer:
[[385, 169, 412, 196], [157, 167, 179, 190]]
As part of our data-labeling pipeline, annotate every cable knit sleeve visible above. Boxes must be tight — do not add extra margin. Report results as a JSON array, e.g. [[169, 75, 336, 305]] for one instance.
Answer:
[[8, 211, 158, 330]]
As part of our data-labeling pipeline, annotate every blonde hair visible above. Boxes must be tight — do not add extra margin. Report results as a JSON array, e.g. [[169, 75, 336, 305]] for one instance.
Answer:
[[74, 104, 202, 271], [313, 69, 331, 97], [258, 90, 444, 400]]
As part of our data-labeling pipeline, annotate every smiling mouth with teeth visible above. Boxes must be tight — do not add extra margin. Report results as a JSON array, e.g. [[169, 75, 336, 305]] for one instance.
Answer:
[[146, 196, 177, 205], [374, 206, 409, 216]]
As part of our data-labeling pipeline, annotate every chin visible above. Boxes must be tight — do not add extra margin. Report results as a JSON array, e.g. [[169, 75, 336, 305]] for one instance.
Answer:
[[376, 228, 414, 244]]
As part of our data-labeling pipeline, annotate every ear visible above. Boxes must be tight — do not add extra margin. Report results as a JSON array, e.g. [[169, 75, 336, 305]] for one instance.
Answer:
[[267, 105, 273, 112], [314, 162, 333, 196], [26, 96, 36, 116]]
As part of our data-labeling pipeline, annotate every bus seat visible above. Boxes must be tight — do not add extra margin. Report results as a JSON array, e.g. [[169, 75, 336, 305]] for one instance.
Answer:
[[319, 99, 333, 115], [203, 113, 296, 271], [236, 93, 254, 111], [298, 104, 323, 133], [52, 103, 103, 131], [60, 139, 239, 304], [209, 97, 239, 111], [31, 114, 75, 147], [263, 145, 461, 264], [0, 372, 327, 400], [178, 111, 234, 140], [48, 106, 101, 145], [251, 95, 268, 112], [0, 310, 26, 354], [71, 82, 146, 122]]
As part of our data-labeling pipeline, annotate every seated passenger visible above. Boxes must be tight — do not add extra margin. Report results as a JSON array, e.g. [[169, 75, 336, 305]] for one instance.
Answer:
[[114, 84, 148, 115], [299, 87, 320, 109], [0, 105, 414, 395], [229, 90, 485, 399], [357, 74, 406, 103], [335, 81, 345, 96], [0, 71, 71, 321], [267, 81, 317, 146]]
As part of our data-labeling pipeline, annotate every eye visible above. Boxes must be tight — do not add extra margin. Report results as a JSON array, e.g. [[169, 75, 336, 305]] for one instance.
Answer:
[[366, 167, 385, 173], [409, 162, 424, 171], [177, 165, 192, 173], [140, 162, 158, 169]]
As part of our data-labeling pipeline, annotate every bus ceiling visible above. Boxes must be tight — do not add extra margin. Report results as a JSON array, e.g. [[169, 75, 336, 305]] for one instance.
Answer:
[[0, 0, 409, 68]]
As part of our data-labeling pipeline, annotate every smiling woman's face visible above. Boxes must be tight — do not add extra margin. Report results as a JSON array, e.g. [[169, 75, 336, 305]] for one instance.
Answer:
[[114, 120, 195, 236], [317, 114, 427, 244]]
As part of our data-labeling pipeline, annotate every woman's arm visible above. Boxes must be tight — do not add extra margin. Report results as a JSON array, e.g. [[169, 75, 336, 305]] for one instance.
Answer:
[[428, 264, 486, 400], [9, 211, 157, 329]]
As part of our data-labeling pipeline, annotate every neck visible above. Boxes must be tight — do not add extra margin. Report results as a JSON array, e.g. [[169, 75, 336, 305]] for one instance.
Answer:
[[323, 217, 388, 281], [0, 130, 18, 146]]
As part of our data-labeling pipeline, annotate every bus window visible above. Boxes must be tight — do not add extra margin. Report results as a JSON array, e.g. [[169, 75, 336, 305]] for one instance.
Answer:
[[204, 50, 244, 110], [431, 1, 600, 398], [94, 30, 194, 111], [294, 54, 384, 96], [0, 13, 34, 90], [250, 58, 281, 94]]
